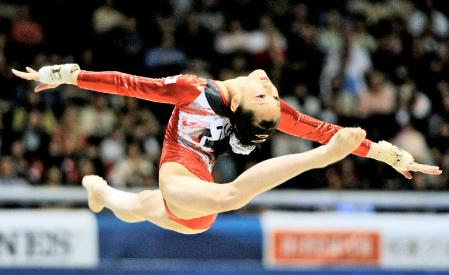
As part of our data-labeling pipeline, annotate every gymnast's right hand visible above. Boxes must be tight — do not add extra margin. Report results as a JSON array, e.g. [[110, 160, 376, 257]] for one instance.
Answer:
[[12, 64, 80, 92]]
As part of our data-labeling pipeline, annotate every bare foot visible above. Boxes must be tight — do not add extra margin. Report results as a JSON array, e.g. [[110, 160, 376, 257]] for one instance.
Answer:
[[327, 127, 366, 159], [82, 175, 107, 213]]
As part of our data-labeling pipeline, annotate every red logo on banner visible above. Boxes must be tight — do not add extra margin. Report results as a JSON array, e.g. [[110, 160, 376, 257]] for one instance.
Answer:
[[271, 230, 381, 265]]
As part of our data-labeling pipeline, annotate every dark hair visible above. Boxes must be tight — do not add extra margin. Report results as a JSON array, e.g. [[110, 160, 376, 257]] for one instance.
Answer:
[[211, 106, 279, 156], [230, 105, 279, 146]]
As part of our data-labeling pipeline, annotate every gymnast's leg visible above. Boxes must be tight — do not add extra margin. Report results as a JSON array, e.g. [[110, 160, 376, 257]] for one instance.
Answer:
[[83, 127, 364, 231], [82, 176, 206, 234], [159, 127, 366, 220]]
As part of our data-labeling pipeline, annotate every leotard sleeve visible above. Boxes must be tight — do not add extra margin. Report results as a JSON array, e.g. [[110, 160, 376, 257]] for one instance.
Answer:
[[77, 71, 207, 107], [278, 99, 371, 157]]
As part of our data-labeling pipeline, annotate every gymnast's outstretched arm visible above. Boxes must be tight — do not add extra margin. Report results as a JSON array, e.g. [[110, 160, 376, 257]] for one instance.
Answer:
[[12, 64, 206, 107], [278, 98, 442, 179]]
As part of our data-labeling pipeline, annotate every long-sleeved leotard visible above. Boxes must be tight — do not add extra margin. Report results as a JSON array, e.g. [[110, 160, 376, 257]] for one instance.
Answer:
[[77, 71, 207, 107], [77, 70, 372, 158]]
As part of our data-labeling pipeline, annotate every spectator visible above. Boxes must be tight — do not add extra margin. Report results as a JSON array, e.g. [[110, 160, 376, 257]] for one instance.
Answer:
[[92, 0, 127, 34], [46, 166, 63, 187], [258, 15, 287, 68], [80, 96, 116, 141], [215, 20, 269, 55], [58, 106, 87, 151], [0, 156, 28, 186], [109, 143, 155, 187], [318, 10, 345, 99], [21, 110, 49, 159], [115, 16, 145, 73], [408, 0, 449, 38], [100, 128, 125, 166], [144, 33, 187, 76], [176, 10, 214, 60], [79, 158, 97, 178], [10, 140, 27, 179], [10, 4, 44, 45], [357, 70, 396, 118]]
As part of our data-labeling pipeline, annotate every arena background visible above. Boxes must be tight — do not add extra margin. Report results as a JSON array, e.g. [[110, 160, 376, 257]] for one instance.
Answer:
[[0, 0, 449, 274]]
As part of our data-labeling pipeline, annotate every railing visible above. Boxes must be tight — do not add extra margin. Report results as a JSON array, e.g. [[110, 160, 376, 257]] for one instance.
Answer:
[[1, 185, 449, 210]]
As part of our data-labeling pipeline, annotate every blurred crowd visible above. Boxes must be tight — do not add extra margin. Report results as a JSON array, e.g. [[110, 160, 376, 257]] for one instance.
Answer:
[[0, 0, 448, 191]]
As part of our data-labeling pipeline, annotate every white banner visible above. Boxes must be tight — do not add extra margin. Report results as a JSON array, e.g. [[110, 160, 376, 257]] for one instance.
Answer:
[[262, 212, 449, 269], [0, 210, 98, 267]]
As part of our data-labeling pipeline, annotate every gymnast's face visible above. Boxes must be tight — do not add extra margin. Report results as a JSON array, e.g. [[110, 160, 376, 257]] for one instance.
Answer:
[[230, 70, 281, 144]]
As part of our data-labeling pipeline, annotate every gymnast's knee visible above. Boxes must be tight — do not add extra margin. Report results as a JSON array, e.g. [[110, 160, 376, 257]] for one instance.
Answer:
[[170, 184, 243, 214], [215, 184, 245, 213]]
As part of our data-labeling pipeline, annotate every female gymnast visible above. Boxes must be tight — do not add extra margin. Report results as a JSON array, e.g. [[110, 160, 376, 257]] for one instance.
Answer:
[[12, 64, 442, 234]]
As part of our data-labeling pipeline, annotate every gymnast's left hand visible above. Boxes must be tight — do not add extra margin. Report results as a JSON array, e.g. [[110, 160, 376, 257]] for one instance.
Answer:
[[368, 140, 442, 180], [396, 162, 442, 180]]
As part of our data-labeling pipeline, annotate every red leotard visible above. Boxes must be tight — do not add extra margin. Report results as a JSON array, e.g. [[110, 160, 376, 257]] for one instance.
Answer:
[[77, 71, 372, 229]]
